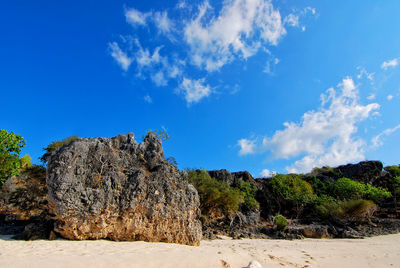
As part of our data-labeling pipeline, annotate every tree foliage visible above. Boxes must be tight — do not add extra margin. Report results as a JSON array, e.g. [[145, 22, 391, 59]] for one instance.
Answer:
[[0, 130, 26, 185], [188, 169, 244, 217], [237, 180, 260, 210], [144, 129, 170, 142], [333, 177, 391, 202], [268, 174, 316, 217]]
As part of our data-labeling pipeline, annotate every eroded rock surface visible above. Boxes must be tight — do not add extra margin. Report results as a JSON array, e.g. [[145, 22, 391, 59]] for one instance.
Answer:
[[47, 132, 201, 245]]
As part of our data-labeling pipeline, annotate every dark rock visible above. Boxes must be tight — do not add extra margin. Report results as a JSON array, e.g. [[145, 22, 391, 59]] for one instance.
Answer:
[[207, 169, 257, 187], [288, 224, 331, 238], [334, 161, 383, 184], [14, 220, 54, 240], [46, 132, 202, 246]]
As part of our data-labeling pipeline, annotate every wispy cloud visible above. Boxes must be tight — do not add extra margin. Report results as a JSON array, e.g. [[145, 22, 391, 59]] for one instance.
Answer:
[[109, 42, 133, 71], [177, 77, 211, 104], [154, 11, 174, 36], [284, 14, 299, 27], [387, 94, 394, 101], [125, 8, 150, 26], [111, 1, 315, 104], [357, 66, 374, 82], [238, 77, 380, 173], [381, 58, 399, 70], [371, 125, 400, 148], [144, 94, 153, 103]]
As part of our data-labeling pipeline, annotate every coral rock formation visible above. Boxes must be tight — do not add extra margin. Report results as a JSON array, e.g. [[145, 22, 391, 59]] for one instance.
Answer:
[[46, 132, 202, 245]]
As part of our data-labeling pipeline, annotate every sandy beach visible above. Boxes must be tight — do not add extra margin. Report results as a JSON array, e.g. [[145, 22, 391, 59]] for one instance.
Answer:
[[1, 234, 399, 268]]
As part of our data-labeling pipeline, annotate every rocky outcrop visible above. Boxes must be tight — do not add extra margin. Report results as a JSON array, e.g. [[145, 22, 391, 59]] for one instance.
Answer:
[[288, 224, 331, 238], [334, 161, 383, 184], [46, 132, 202, 246], [207, 170, 257, 186]]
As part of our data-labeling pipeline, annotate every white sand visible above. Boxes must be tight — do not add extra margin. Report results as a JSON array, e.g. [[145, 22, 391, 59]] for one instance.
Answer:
[[0, 234, 399, 268]]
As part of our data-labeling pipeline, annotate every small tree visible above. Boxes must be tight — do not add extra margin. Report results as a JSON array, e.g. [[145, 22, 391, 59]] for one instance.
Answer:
[[0, 130, 26, 185], [269, 174, 316, 217], [144, 129, 170, 142], [40, 135, 79, 164]]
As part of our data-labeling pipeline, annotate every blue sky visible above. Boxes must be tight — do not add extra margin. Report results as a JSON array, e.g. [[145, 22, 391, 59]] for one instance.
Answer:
[[1, 0, 399, 177]]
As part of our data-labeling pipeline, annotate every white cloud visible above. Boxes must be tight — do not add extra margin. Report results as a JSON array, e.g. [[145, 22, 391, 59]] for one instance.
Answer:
[[176, 1, 187, 9], [304, 7, 316, 15], [135, 40, 163, 69], [357, 67, 374, 82], [367, 93, 376, 100], [184, 0, 286, 71], [144, 94, 152, 103], [371, 125, 400, 148], [239, 77, 380, 173], [263, 57, 279, 74], [151, 71, 168, 86], [260, 169, 276, 177], [238, 138, 256, 155], [284, 14, 299, 27], [125, 8, 150, 26], [177, 77, 211, 104], [112, 2, 315, 104], [387, 94, 393, 101], [109, 42, 133, 71], [154, 11, 174, 35], [381, 58, 399, 70]]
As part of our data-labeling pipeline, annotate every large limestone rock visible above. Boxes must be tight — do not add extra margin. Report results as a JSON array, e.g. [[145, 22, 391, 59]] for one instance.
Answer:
[[47, 132, 202, 245]]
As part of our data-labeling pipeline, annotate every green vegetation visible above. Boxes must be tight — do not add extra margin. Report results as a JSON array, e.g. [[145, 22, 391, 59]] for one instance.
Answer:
[[306, 176, 334, 197], [0, 130, 27, 185], [188, 169, 243, 216], [274, 213, 288, 231], [316, 198, 377, 223], [237, 180, 260, 210], [187, 170, 259, 220], [384, 165, 400, 177], [333, 177, 391, 202], [40, 135, 79, 164], [269, 174, 316, 217], [144, 129, 170, 142], [166, 156, 178, 168], [312, 166, 339, 177]]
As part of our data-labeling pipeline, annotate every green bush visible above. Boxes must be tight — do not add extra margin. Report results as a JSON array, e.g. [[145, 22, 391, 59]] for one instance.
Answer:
[[315, 197, 377, 223], [0, 130, 26, 185], [306, 176, 334, 197], [188, 169, 243, 216], [315, 195, 342, 220], [40, 135, 79, 164], [274, 214, 288, 231], [269, 174, 316, 216], [334, 177, 391, 202], [237, 180, 259, 210], [384, 165, 400, 177], [20, 155, 32, 169]]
